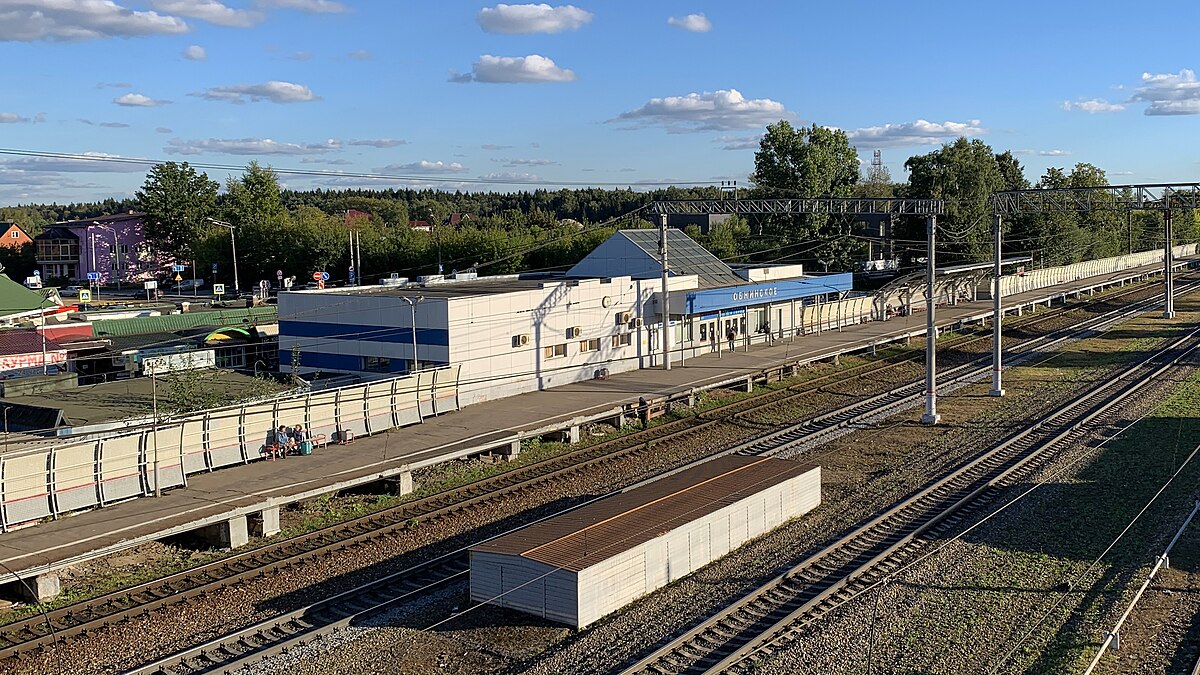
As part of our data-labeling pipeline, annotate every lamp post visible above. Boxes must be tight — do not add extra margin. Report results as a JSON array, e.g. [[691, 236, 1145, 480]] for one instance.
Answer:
[[148, 361, 161, 498], [401, 295, 425, 374], [207, 218, 240, 295], [97, 224, 121, 292]]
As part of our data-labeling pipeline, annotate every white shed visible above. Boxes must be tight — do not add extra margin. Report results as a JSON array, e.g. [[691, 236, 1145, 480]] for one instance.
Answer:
[[469, 455, 821, 628]]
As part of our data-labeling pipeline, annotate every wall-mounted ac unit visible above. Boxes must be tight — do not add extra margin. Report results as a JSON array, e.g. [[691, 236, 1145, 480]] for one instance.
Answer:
[[617, 311, 632, 324], [513, 333, 530, 347], [568, 326, 582, 339], [631, 318, 644, 328]]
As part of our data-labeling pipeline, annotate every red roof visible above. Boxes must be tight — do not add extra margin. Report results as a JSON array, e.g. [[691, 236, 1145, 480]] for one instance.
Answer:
[[0, 330, 66, 356]]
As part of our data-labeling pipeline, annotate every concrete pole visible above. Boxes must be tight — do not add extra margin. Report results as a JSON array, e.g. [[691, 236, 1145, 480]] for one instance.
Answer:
[[990, 214, 1005, 397], [1164, 210, 1175, 319], [151, 367, 161, 497], [659, 214, 671, 370], [922, 215, 941, 425]]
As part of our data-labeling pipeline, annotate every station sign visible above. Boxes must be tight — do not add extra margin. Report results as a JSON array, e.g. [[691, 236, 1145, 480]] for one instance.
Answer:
[[86, 272, 100, 281]]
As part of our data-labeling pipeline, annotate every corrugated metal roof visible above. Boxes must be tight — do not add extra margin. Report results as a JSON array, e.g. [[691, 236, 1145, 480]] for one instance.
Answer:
[[472, 455, 816, 572], [0, 330, 65, 355], [90, 306, 278, 337]]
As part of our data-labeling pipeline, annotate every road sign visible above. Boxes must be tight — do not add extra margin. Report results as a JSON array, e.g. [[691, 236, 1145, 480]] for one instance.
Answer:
[[86, 272, 100, 281], [172, 264, 186, 272], [321, 272, 330, 281], [348, 269, 356, 283], [174, 274, 183, 282], [213, 283, 226, 296], [212, 263, 218, 272], [144, 280, 158, 289], [312, 271, 323, 281], [317, 280, 325, 289], [32, 270, 40, 276], [276, 269, 283, 279], [78, 289, 92, 302]]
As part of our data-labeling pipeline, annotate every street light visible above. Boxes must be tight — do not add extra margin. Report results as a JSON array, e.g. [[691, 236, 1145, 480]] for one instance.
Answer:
[[401, 295, 425, 374], [207, 218, 240, 295], [96, 224, 121, 292]]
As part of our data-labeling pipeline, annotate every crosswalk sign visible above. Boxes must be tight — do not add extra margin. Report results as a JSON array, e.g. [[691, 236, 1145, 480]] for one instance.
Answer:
[[213, 283, 226, 296], [78, 289, 92, 302]]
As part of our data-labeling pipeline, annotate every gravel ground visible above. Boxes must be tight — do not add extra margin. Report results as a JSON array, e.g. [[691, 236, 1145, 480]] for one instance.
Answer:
[[743, 307, 1200, 675]]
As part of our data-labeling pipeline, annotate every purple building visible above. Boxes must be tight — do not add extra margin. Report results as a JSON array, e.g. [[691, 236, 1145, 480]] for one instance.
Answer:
[[35, 212, 161, 284]]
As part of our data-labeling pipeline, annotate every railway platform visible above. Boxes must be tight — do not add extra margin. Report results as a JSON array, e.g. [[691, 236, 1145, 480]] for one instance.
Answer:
[[0, 257, 1190, 601]]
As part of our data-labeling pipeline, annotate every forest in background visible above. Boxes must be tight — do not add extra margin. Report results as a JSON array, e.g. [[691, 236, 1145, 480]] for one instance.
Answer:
[[0, 126, 1194, 287]]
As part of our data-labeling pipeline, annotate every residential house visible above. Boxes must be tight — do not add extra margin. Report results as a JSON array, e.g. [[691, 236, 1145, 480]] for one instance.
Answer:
[[0, 222, 32, 249], [34, 212, 152, 284]]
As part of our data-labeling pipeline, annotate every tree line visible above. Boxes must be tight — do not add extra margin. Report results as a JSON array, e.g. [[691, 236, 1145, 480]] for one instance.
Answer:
[[3, 126, 1195, 286]]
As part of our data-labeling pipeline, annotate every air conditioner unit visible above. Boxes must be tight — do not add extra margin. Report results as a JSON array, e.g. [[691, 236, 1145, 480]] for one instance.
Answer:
[[568, 326, 582, 339], [617, 311, 632, 324], [513, 333, 530, 347], [632, 318, 644, 328]]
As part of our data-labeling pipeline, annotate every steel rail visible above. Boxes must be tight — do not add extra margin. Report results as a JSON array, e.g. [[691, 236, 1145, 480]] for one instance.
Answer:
[[621, 330, 1200, 675], [119, 282, 1198, 675]]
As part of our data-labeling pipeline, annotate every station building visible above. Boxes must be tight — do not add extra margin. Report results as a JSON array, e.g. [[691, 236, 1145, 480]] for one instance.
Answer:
[[278, 229, 855, 406]]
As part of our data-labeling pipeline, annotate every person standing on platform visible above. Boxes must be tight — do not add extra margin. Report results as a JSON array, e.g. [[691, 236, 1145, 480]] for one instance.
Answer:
[[726, 326, 736, 352]]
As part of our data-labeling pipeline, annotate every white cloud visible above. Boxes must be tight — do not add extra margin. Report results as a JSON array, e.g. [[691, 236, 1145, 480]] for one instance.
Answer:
[[0, 0, 188, 41], [1013, 149, 1071, 157], [347, 49, 372, 60], [114, 92, 171, 107], [1060, 98, 1126, 113], [477, 4, 592, 34], [377, 161, 469, 174], [0, 113, 33, 123], [165, 137, 342, 155], [183, 44, 206, 60], [503, 158, 557, 166], [151, 0, 262, 27], [845, 119, 985, 147], [194, 80, 319, 103], [1131, 69, 1200, 115], [348, 138, 408, 148], [258, 0, 348, 13], [667, 13, 711, 33], [479, 171, 543, 183], [714, 134, 761, 150], [99, 121, 130, 128], [1, 152, 145, 172], [611, 89, 793, 132], [450, 54, 576, 84], [300, 157, 353, 165]]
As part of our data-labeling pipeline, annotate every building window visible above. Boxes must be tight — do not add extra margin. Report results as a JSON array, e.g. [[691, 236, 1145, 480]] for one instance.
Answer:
[[611, 333, 632, 348], [362, 356, 391, 372], [544, 344, 567, 359], [579, 338, 600, 353]]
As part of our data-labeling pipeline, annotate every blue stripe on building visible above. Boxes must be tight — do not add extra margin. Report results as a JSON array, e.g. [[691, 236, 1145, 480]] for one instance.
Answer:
[[298, 352, 362, 371], [281, 320, 450, 346], [684, 274, 853, 315]]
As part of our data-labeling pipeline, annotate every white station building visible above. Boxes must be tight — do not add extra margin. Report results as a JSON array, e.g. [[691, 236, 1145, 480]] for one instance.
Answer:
[[278, 229, 853, 406]]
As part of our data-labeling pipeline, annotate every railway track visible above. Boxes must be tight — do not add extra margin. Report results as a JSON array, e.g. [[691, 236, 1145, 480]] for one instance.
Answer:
[[621, 331, 1200, 675], [111, 282, 1199, 674]]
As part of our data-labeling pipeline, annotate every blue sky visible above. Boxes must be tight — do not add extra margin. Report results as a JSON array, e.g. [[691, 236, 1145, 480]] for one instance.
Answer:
[[2, 1, 1200, 205]]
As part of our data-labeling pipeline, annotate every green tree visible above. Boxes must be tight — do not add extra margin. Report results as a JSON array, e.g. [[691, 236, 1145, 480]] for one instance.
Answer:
[[902, 137, 1005, 262], [135, 162, 219, 259], [749, 121, 860, 269]]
